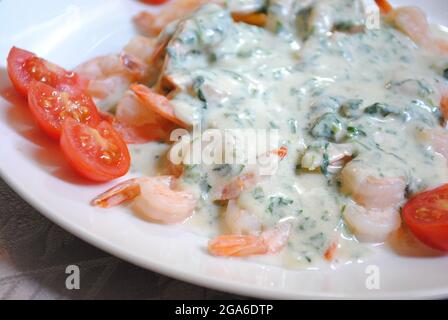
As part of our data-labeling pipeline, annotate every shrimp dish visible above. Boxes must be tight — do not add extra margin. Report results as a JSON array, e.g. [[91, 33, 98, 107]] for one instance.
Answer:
[[5, 0, 448, 269]]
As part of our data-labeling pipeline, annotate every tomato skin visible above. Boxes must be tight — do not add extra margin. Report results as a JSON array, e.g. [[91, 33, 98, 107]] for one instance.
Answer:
[[28, 81, 101, 139], [7, 47, 36, 96], [7, 47, 88, 96], [403, 184, 448, 252], [60, 119, 130, 182]]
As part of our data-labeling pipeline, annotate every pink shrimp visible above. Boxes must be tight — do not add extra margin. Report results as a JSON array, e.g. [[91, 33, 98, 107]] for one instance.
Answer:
[[340, 160, 405, 242], [91, 178, 148, 208], [417, 127, 448, 161], [390, 7, 433, 49], [130, 83, 190, 129], [218, 173, 259, 201], [92, 176, 197, 224], [301, 143, 355, 173], [123, 35, 157, 63], [340, 161, 406, 210], [374, 0, 393, 15], [111, 90, 177, 143], [134, 0, 223, 37], [324, 241, 338, 261], [133, 176, 197, 224], [224, 200, 263, 235], [208, 222, 291, 257], [212, 148, 288, 201], [440, 92, 448, 127], [343, 203, 401, 243], [375, 1, 448, 55], [75, 53, 149, 109]]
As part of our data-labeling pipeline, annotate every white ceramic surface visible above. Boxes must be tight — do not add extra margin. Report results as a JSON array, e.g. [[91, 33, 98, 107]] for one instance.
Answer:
[[0, 0, 447, 299]]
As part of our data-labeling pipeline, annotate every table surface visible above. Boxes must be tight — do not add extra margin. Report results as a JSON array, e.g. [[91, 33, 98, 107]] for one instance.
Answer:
[[0, 178, 245, 300]]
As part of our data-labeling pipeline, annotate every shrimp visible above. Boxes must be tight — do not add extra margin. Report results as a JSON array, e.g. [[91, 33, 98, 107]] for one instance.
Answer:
[[92, 177, 147, 208], [417, 127, 448, 161], [324, 241, 338, 261], [75, 53, 149, 110], [375, 1, 448, 54], [389, 7, 433, 49], [134, 0, 266, 37], [209, 192, 291, 257], [231, 12, 267, 27], [108, 90, 177, 143], [439, 88, 448, 127], [224, 200, 263, 235], [272, 146, 288, 160], [340, 160, 405, 243], [134, 0, 222, 37], [123, 35, 157, 63], [374, 0, 393, 14], [212, 147, 288, 201], [75, 36, 156, 110], [227, 0, 267, 14], [92, 176, 197, 224], [340, 161, 406, 209], [133, 176, 197, 224], [301, 143, 356, 173], [131, 83, 190, 128], [208, 222, 291, 257], [215, 173, 259, 201], [343, 203, 401, 243]]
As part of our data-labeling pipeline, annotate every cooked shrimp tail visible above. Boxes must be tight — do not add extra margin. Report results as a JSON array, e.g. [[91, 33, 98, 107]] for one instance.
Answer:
[[208, 234, 269, 257], [130, 83, 190, 128], [93, 176, 197, 224], [208, 223, 291, 257], [132, 176, 197, 224], [375, 0, 393, 14], [91, 178, 147, 208]]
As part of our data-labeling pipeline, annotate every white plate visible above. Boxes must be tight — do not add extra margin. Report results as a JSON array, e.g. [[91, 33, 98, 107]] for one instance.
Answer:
[[0, 0, 447, 299]]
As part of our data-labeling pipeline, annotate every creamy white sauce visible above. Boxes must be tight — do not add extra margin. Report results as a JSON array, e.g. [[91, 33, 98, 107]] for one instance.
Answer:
[[129, 1, 448, 268]]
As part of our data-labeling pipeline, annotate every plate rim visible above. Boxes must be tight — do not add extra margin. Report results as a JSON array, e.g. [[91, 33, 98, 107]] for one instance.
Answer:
[[1, 0, 448, 300], [2, 167, 448, 300]]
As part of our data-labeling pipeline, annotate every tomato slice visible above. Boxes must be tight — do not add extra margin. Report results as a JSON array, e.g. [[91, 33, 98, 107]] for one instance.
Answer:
[[7, 47, 87, 96], [403, 184, 448, 251], [60, 119, 130, 182], [28, 81, 101, 139]]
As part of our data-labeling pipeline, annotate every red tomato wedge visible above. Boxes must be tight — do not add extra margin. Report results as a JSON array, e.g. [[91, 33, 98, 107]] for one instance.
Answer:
[[28, 81, 101, 139], [7, 47, 87, 96], [403, 184, 448, 252], [60, 119, 130, 182]]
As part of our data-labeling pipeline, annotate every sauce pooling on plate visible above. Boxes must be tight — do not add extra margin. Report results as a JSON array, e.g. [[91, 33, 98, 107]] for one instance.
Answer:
[[92, 0, 448, 268]]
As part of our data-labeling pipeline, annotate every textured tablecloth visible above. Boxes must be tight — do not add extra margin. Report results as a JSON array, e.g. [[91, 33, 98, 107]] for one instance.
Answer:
[[0, 178, 244, 300]]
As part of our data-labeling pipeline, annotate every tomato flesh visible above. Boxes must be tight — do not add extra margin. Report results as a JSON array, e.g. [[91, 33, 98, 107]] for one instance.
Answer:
[[7, 47, 87, 96], [28, 81, 101, 139], [403, 184, 448, 251], [60, 119, 130, 182]]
